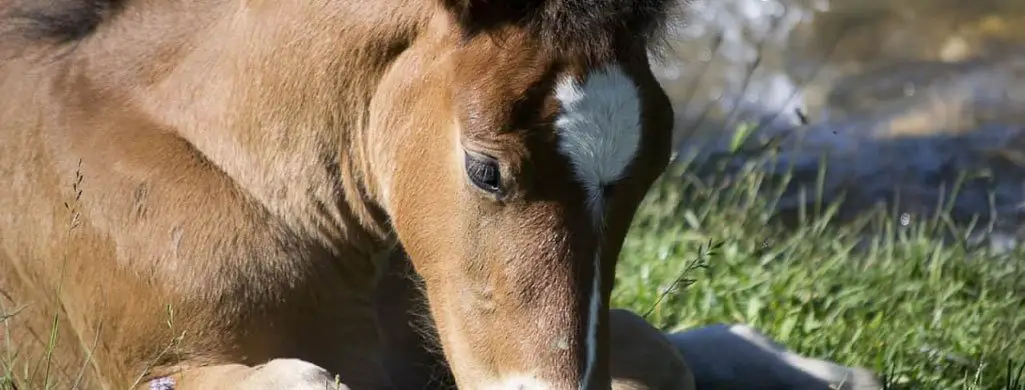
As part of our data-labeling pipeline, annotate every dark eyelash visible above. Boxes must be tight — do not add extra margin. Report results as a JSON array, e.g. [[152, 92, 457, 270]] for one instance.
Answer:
[[464, 152, 502, 194], [466, 158, 496, 178]]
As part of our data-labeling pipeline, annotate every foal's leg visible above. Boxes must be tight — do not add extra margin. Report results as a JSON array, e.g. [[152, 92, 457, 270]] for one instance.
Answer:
[[147, 359, 351, 390], [613, 312, 882, 390], [666, 324, 881, 390], [608, 309, 696, 390]]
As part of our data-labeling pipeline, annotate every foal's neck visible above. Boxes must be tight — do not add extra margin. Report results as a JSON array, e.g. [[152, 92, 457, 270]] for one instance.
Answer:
[[94, 1, 433, 257]]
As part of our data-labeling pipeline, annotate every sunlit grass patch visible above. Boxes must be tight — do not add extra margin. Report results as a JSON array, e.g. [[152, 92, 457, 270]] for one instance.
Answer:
[[613, 149, 1025, 389]]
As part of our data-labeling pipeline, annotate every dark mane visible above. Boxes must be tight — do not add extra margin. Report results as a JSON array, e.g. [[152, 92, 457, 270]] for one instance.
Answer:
[[1, 0, 124, 44], [442, 0, 683, 57], [536, 0, 678, 51]]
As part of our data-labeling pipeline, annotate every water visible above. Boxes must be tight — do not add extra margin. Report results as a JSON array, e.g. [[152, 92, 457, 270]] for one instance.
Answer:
[[655, 0, 1025, 247], [654, 0, 822, 129]]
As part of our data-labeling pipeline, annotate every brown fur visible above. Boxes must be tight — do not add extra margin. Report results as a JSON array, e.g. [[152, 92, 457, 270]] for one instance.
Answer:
[[0, 0, 682, 389], [376, 248, 696, 390]]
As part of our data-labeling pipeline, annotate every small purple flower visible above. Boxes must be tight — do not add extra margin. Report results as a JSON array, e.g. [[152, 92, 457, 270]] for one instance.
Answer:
[[149, 377, 175, 390]]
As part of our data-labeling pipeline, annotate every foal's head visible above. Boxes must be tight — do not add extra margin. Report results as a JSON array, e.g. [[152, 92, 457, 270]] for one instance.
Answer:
[[371, 1, 678, 388]]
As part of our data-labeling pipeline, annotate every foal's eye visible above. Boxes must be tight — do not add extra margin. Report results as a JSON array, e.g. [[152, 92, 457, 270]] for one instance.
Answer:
[[464, 152, 502, 194]]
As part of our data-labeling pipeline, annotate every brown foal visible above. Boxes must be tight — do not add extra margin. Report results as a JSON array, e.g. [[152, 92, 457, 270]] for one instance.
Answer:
[[0, 0, 693, 388]]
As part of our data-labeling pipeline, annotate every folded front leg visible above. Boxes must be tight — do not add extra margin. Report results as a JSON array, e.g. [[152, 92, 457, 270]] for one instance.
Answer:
[[609, 309, 696, 390], [666, 324, 882, 390]]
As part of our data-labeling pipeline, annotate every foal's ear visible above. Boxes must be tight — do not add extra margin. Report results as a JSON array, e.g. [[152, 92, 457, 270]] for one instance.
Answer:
[[437, 0, 542, 34]]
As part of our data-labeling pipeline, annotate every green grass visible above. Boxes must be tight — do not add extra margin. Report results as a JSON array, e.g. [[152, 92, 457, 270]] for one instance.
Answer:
[[612, 150, 1025, 390]]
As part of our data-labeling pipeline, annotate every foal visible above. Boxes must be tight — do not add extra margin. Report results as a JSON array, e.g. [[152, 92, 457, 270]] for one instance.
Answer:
[[1, 0, 687, 388]]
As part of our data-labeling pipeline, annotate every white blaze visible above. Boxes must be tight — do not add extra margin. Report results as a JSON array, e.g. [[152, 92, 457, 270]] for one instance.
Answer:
[[553, 64, 642, 390]]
